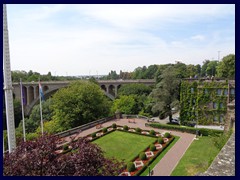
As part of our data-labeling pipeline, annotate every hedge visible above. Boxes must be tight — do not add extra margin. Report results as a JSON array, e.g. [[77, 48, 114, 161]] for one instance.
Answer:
[[134, 136, 175, 176], [146, 123, 223, 137], [127, 162, 136, 172]]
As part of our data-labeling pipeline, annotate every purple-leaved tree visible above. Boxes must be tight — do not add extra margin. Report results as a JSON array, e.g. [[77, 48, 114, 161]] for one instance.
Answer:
[[3, 134, 124, 176]]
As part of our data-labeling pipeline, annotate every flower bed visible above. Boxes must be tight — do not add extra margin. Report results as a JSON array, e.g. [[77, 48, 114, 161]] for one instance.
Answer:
[[119, 134, 174, 176], [84, 124, 175, 176]]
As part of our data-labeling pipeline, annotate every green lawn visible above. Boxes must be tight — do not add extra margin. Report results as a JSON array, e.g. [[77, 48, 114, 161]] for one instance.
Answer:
[[140, 136, 180, 176], [93, 130, 156, 163], [171, 136, 220, 176]]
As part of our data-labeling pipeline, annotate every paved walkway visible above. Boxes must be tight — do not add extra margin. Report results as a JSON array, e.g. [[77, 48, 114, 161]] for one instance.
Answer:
[[61, 118, 195, 176]]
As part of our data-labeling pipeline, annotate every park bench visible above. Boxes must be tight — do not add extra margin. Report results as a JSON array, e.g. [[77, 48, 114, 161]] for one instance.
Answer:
[[96, 124, 102, 129], [147, 118, 155, 122], [128, 119, 136, 123]]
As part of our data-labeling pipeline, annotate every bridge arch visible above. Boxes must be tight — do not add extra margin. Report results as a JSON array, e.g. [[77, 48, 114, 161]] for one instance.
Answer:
[[25, 87, 60, 115], [43, 85, 49, 92], [101, 85, 107, 92], [28, 86, 34, 105], [108, 85, 115, 97], [12, 79, 155, 115]]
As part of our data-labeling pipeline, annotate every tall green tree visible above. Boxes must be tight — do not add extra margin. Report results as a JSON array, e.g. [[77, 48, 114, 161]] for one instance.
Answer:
[[118, 84, 152, 97], [173, 62, 188, 78], [201, 60, 210, 77], [206, 61, 218, 77], [150, 66, 180, 121], [143, 65, 158, 79], [216, 54, 235, 79], [111, 95, 138, 114], [51, 81, 111, 130]]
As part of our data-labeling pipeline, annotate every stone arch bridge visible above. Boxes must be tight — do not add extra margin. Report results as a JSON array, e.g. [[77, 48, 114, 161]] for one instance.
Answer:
[[12, 79, 155, 116]]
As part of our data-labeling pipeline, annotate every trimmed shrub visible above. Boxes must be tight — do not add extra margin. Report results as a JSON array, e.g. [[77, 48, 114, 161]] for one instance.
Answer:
[[112, 123, 117, 129], [127, 162, 136, 172], [147, 123, 223, 137], [135, 127, 142, 133], [91, 132, 97, 138], [164, 132, 171, 138], [157, 137, 164, 144], [139, 152, 147, 160], [149, 130, 156, 136], [123, 125, 129, 131], [63, 144, 69, 151], [102, 127, 107, 133], [150, 144, 156, 151]]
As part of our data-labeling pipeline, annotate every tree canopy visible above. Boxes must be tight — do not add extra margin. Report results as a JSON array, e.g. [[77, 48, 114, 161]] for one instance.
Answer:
[[150, 66, 180, 121], [51, 80, 111, 130], [216, 54, 235, 79], [118, 83, 152, 97], [111, 95, 137, 114], [3, 134, 124, 176]]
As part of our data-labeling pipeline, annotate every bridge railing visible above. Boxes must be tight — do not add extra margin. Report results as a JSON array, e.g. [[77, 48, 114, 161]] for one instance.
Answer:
[[55, 115, 116, 138]]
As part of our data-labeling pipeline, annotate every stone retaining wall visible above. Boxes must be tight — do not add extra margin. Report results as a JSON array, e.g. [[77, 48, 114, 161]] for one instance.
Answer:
[[199, 133, 235, 176]]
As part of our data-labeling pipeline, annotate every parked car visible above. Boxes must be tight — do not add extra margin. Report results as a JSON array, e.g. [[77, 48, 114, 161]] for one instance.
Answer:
[[171, 119, 180, 125], [186, 121, 196, 127]]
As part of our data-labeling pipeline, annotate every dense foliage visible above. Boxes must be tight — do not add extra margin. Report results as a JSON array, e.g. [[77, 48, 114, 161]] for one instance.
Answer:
[[3, 134, 124, 176], [149, 130, 156, 136], [147, 123, 224, 137], [157, 137, 164, 144], [180, 80, 232, 125], [51, 81, 111, 130], [151, 66, 180, 121], [139, 152, 147, 160], [216, 54, 235, 79], [149, 144, 156, 151], [111, 95, 138, 114], [127, 162, 136, 172], [11, 70, 79, 82], [118, 83, 152, 97]]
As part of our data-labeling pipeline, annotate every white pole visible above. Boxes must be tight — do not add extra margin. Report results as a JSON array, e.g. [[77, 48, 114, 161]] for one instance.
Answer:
[[39, 80, 44, 135], [3, 4, 16, 152], [20, 79, 26, 141]]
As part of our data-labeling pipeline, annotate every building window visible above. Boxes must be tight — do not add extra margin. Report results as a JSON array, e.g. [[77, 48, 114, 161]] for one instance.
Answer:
[[213, 102, 217, 109], [191, 88, 194, 93], [216, 89, 222, 95], [224, 89, 228, 95], [219, 102, 223, 109], [230, 88, 235, 95], [213, 116, 218, 122], [220, 115, 224, 123], [204, 89, 208, 94]]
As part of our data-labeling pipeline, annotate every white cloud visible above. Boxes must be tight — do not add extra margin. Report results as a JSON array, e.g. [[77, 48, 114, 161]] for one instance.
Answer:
[[7, 4, 235, 75], [191, 35, 205, 41]]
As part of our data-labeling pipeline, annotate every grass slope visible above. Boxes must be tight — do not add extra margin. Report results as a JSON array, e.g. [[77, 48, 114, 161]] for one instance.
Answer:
[[171, 136, 220, 176], [93, 130, 156, 163]]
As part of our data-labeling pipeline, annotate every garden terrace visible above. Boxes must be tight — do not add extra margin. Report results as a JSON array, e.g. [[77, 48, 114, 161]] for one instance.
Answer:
[[86, 125, 175, 176]]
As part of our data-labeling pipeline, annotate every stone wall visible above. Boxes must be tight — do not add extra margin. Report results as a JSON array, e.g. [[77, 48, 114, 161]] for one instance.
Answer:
[[199, 132, 235, 176]]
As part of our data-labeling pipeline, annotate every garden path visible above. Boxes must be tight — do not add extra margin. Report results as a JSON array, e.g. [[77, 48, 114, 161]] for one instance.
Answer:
[[61, 118, 195, 176]]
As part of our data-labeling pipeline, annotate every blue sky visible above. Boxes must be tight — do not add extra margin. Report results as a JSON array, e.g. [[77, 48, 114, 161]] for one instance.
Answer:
[[7, 4, 235, 76]]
